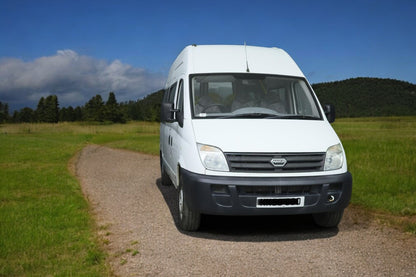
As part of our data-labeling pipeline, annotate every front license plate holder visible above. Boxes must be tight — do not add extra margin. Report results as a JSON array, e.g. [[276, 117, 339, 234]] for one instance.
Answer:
[[256, 196, 305, 208]]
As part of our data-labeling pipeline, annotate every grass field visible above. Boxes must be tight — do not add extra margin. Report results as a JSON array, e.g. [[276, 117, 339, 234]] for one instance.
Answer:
[[0, 117, 415, 275], [333, 117, 416, 232], [0, 122, 158, 276]]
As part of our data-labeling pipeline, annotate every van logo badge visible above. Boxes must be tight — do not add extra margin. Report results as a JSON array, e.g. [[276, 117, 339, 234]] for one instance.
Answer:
[[270, 158, 287, 167]]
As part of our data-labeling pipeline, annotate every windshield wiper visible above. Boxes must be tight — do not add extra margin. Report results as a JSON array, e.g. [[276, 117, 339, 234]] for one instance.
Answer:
[[218, 113, 321, 120], [276, 115, 321, 120], [218, 113, 279, 119]]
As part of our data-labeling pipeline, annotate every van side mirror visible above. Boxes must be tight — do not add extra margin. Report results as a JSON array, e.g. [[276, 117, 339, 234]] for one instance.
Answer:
[[324, 104, 336, 123], [161, 102, 183, 127], [161, 102, 175, 122]]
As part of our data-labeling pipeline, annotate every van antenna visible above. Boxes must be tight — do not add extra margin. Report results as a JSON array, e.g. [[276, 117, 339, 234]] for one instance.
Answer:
[[244, 42, 250, 72]]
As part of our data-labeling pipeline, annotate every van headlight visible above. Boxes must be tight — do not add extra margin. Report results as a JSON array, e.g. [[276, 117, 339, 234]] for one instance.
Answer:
[[197, 144, 229, 172], [324, 144, 344, 171]]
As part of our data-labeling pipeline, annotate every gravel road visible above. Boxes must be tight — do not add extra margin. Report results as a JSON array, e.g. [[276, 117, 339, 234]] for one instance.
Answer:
[[75, 145, 416, 277]]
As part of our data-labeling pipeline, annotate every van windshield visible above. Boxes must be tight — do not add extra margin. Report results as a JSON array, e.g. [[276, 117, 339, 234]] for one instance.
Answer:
[[191, 74, 322, 119]]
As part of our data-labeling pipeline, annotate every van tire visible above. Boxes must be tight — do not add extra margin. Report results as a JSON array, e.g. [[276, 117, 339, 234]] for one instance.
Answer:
[[160, 153, 172, 186], [178, 179, 200, 231], [312, 210, 344, 228]]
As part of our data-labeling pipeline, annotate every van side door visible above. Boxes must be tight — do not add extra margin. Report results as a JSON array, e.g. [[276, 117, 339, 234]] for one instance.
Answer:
[[161, 82, 177, 179], [170, 79, 184, 184]]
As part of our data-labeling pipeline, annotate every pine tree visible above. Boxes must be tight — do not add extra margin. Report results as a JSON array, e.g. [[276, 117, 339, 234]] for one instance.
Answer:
[[19, 107, 35, 122], [36, 97, 46, 122], [4, 103, 8, 122], [66, 106, 75, 121], [104, 92, 125, 123], [44, 95, 59, 123], [74, 106, 83, 121], [0, 102, 9, 123], [84, 94, 104, 121]]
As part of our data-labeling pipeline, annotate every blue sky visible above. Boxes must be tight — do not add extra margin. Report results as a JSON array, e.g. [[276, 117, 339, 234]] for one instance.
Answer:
[[1, 0, 415, 110]]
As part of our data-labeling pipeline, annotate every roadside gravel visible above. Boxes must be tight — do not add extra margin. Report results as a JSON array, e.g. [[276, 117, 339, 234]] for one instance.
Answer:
[[75, 145, 416, 277]]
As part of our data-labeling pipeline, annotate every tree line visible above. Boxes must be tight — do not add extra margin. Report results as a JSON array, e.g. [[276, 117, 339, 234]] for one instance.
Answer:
[[312, 77, 416, 117], [0, 90, 164, 124], [1, 77, 415, 123]]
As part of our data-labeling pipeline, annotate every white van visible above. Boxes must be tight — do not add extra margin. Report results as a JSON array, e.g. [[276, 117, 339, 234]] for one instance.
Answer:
[[160, 45, 352, 231]]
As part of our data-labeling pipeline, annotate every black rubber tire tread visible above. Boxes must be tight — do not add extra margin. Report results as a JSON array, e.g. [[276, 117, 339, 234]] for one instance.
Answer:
[[312, 210, 344, 228], [178, 179, 200, 231]]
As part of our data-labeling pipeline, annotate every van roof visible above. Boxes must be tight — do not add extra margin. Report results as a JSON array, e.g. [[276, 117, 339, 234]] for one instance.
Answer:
[[167, 45, 305, 85]]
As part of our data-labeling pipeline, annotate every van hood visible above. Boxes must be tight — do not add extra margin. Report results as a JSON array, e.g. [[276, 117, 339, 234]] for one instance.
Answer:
[[191, 119, 340, 153]]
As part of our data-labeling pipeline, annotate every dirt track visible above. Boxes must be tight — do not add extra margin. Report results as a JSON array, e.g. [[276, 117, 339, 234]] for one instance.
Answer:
[[75, 145, 416, 276]]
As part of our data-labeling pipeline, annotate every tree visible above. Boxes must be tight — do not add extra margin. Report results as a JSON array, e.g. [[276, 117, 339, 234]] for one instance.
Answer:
[[137, 89, 164, 121], [312, 77, 416, 117], [84, 94, 104, 121], [106, 92, 117, 106], [59, 106, 76, 122], [120, 89, 163, 121], [104, 92, 125, 123], [74, 106, 83, 121], [0, 101, 9, 123], [17, 107, 35, 123], [36, 95, 59, 122], [4, 103, 9, 122], [44, 95, 59, 123], [12, 110, 19, 123], [36, 97, 46, 122], [122, 100, 144, 120]]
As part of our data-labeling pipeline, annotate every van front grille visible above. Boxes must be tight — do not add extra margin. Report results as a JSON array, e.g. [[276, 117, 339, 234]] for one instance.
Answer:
[[225, 152, 325, 173], [237, 185, 321, 195]]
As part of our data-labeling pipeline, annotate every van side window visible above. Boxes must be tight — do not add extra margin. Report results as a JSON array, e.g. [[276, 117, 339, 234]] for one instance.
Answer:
[[176, 80, 184, 111], [293, 82, 319, 116], [161, 83, 178, 122], [175, 80, 184, 126], [168, 83, 177, 104], [162, 89, 169, 103]]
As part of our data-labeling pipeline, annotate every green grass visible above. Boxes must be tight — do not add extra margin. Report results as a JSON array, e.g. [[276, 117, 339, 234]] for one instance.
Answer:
[[1, 118, 415, 275], [333, 116, 416, 233], [0, 122, 159, 276]]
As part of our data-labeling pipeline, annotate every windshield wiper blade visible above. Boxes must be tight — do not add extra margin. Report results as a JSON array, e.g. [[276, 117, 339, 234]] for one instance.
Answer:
[[219, 113, 278, 119], [277, 115, 321, 120], [218, 113, 320, 120]]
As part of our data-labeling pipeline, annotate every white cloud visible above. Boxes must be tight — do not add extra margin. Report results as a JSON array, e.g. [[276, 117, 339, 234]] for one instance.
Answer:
[[0, 50, 165, 110]]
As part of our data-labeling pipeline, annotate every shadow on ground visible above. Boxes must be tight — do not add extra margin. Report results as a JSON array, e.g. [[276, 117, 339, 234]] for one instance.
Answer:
[[156, 178, 339, 242]]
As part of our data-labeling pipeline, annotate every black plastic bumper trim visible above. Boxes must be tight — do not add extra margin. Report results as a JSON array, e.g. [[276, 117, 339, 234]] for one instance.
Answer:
[[180, 168, 352, 216]]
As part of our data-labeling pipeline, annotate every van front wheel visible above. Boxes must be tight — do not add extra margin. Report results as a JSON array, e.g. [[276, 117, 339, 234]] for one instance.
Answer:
[[312, 210, 344, 228], [178, 183, 200, 231]]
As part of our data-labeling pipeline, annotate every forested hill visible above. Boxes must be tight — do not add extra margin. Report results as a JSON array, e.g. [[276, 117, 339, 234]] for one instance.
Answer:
[[140, 77, 416, 119], [2, 77, 415, 123], [312, 77, 416, 117]]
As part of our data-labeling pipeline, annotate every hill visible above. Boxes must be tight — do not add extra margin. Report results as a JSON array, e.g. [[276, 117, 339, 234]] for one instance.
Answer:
[[135, 77, 416, 119], [312, 77, 416, 117], [6, 77, 414, 123]]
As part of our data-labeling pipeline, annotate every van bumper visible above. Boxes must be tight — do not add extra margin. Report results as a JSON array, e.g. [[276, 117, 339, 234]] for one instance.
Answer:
[[180, 168, 352, 216]]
